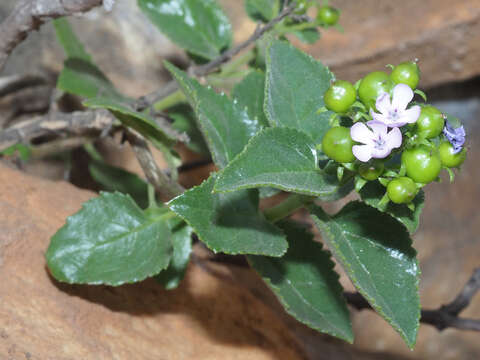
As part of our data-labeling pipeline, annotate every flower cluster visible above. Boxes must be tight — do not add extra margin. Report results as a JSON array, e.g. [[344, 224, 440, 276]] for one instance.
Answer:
[[321, 62, 467, 205]]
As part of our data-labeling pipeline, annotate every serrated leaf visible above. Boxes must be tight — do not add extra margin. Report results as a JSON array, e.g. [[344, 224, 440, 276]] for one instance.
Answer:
[[54, 19, 127, 101], [248, 220, 353, 342], [138, 0, 232, 60], [169, 104, 210, 155], [214, 127, 353, 201], [155, 221, 193, 290], [292, 28, 321, 44], [245, 0, 280, 22], [265, 40, 334, 144], [359, 180, 425, 234], [166, 63, 261, 168], [309, 202, 420, 348], [88, 160, 149, 209], [168, 174, 288, 256], [232, 70, 269, 127], [46, 192, 173, 286], [84, 97, 176, 148]]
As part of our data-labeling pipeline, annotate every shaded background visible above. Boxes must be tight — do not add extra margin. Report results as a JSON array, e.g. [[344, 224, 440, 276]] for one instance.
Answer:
[[0, 1, 479, 359]]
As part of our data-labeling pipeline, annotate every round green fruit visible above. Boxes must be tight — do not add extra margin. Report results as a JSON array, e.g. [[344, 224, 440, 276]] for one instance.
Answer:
[[387, 177, 418, 204], [390, 61, 420, 89], [322, 126, 355, 163], [359, 162, 384, 181], [401, 145, 442, 183], [324, 80, 356, 113], [317, 6, 340, 26], [438, 141, 466, 167], [416, 106, 444, 139], [358, 71, 394, 110]]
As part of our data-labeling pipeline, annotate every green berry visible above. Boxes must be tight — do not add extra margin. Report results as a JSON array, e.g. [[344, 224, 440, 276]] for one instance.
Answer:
[[390, 61, 420, 89], [359, 162, 384, 181], [324, 80, 357, 113], [387, 177, 418, 204], [438, 141, 466, 168], [358, 71, 394, 110], [322, 126, 355, 163], [416, 106, 445, 139], [401, 145, 442, 184], [317, 6, 340, 26]]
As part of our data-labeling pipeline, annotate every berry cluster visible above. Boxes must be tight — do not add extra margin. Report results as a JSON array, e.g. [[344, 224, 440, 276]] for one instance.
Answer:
[[320, 61, 467, 205]]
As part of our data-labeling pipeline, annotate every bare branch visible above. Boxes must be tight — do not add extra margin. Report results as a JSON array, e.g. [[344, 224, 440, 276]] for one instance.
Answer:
[[0, 74, 46, 97], [0, 109, 113, 151], [125, 130, 184, 201], [0, 0, 104, 71], [345, 267, 480, 332]]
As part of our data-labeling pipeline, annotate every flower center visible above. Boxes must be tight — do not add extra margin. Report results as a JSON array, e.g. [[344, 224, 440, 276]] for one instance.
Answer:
[[388, 108, 400, 121], [373, 135, 386, 150]]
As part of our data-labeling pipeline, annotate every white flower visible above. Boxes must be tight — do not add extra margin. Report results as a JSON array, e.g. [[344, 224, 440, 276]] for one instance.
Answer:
[[370, 83, 421, 127], [350, 122, 402, 162]]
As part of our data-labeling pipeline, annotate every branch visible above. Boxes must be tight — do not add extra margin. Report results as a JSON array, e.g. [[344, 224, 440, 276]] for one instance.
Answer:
[[125, 130, 184, 201], [345, 267, 480, 332], [135, 2, 298, 110], [0, 109, 113, 151], [0, 74, 46, 97], [0, 0, 104, 71]]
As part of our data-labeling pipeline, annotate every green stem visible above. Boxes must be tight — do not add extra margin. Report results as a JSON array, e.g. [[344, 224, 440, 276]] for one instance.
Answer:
[[220, 49, 256, 77], [263, 194, 315, 223], [147, 183, 157, 209], [153, 89, 186, 111]]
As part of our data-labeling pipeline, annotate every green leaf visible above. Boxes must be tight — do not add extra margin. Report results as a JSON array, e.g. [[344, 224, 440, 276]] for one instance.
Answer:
[[0, 143, 32, 161], [53, 18, 91, 61], [248, 220, 353, 342], [138, 0, 232, 60], [88, 160, 149, 209], [169, 104, 210, 155], [168, 174, 288, 256], [359, 180, 425, 234], [292, 28, 321, 44], [265, 40, 334, 144], [155, 221, 193, 290], [214, 127, 353, 201], [310, 202, 420, 348], [54, 19, 127, 101], [84, 97, 176, 148], [166, 63, 261, 168], [245, 0, 280, 22], [46, 192, 173, 286], [232, 70, 269, 127]]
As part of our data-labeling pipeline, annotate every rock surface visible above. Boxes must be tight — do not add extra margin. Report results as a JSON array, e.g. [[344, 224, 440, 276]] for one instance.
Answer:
[[0, 163, 308, 360]]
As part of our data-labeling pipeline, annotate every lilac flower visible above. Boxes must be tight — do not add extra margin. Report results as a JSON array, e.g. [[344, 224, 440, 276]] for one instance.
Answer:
[[443, 121, 466, 154], [350, 122, 402, 162], [370, 84, 421, 127]]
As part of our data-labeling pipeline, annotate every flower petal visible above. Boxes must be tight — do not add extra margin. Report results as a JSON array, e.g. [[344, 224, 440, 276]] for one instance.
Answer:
[[370, 109, 390, 126], [350, 122, 373, 144], [371, 145, 392, 159], [400, 105, 421, 124], [392, 83, 414, 110], [367, 121, 388, 137], [375, 92, 391, 114], [352, 144, 373, 162], [385, 127, 402, 149]]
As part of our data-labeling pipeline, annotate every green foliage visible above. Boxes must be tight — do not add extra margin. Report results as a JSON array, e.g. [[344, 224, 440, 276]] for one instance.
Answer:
[[360, 181, 424, 234], [168, 174, 288, 256], [84, 97, 176, 149], [232, 70, 269, 127], [265, 40, 334, 144], [54, 18, 127, 101], [166, 62, 262, 168], [292, 28, 321, 44], [46, 192, 173, 285], [138, 0, 232, 60], [310, 202, 420, 348], [88, 160, 150, 209], [245, 0, 280, 22], [214, 127, 353, 200], [0, 144, 31, 161], [248, 220, 353, 342]]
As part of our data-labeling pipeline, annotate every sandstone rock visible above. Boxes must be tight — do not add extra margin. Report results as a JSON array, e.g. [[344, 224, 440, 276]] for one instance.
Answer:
[[0, 163, 308, 360]]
